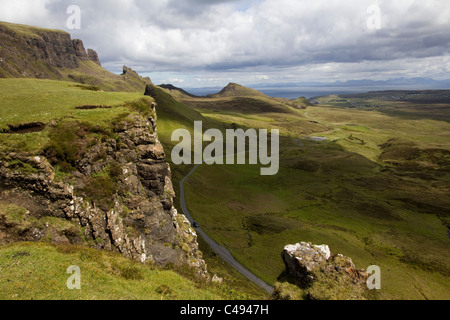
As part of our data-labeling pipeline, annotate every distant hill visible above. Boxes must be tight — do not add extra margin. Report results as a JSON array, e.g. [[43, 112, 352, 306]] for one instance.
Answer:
[[0, 21, 151, 92], [291, 96, 314, 107], [208, 83, 269, 98], [158, 84, 199, 99], [168, 82, 295, 114]]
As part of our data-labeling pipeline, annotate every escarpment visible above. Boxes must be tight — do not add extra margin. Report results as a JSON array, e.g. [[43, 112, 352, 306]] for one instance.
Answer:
[[0, 22, 100, 78], [0, 21, 151, 92], [0, 99, 207, 275]]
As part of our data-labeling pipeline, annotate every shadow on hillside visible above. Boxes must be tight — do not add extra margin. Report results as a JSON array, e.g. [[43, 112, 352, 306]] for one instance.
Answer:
[[0, 122, 46, 134], [322, 99, 450, 123]]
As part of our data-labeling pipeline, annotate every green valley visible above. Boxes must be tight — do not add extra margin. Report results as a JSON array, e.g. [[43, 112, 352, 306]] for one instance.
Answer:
[[1, 20, 449, 302], [153, 86, 450, 300]]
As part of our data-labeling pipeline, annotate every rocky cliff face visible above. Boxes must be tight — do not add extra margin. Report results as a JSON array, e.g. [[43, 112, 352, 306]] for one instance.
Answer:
[[0, 22, 100, 79], [0, 100, 207, 275], [0, 21, 151, 93]]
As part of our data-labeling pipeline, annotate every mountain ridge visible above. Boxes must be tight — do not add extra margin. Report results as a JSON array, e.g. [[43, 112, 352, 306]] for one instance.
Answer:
[[0, 21, 151, 92], [208, 82, 269, 98], [158, 83, 200, 99]]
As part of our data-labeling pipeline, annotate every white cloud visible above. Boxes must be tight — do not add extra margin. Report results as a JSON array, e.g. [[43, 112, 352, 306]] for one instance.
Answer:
[[0, 0, 449, 87], [0, 0, 53, 26], [168, 78, 185, 84]]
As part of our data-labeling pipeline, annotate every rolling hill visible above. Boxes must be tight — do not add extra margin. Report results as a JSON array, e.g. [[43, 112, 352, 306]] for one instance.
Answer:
[[153, 82, 450, 300], [158, 84, 200, 99], [208, 83, 270, 98]]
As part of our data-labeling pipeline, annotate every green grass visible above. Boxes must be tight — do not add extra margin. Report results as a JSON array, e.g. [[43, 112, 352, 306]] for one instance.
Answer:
[[0, 78, 146, 153], [7, 159, 39, 174], [66, 60, 151, 92], [0, 21, 67, 38], [0, 242, 234, 300], [290, 97, 313, 108], [0, 78, 144, 128], [209, 83, 269, 99], [182, 147, 450, 300], [0, 203, 29, 224], [157, 90, 450, 300], [0, 79, 272, 300], [2, 77, 449, 300]]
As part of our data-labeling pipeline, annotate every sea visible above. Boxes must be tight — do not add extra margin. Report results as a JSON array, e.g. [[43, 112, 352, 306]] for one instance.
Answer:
[[184, 85, 445, 99]]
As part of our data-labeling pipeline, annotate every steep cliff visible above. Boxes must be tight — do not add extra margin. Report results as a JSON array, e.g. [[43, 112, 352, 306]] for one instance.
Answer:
[[0, 21, 150, 92], [0, 99, 207, 275], [0, 22, 99, 76], [0, 20, 208, 280]]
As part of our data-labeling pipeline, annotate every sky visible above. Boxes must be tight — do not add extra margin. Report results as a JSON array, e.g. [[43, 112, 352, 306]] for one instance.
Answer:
[[1, 0, 450, 88]]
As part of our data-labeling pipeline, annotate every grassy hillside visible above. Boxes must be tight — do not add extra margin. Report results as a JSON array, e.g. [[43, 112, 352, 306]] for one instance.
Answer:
[[291, 97, 314, 108], [64, 62, 152, 93], [316, 90, 450, 123], [4, 77, 446, 300], [0, 242, 238, 300], [0, 21, 151, 92], [156, 86, 450, 300], [0, 79, 269, 300], [0, 78, 144, 154], [158, 84, 199, 99], [0, 21, 66, 37], [1, 57, 449, 299], [208, 83, 269, 99]]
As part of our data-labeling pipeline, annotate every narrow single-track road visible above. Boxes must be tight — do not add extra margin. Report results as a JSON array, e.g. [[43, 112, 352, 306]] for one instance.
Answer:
[[179, 163, 274, 295]]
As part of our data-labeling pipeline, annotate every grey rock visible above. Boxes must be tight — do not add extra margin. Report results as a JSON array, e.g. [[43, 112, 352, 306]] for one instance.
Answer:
[[282, 242, 368, 288], [0, 109, 207, 276]]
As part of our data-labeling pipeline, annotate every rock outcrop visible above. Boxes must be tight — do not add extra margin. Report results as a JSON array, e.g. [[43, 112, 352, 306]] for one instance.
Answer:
[[0, 100, 207, 275], [282, 242, 331, 285], [276, 242, 369, 300], [72, 39, 101, 65], [87, 49, 101, 65]]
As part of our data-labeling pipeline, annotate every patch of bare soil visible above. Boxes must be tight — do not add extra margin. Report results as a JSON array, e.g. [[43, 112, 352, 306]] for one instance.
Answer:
[[0, 122, 46, 134]]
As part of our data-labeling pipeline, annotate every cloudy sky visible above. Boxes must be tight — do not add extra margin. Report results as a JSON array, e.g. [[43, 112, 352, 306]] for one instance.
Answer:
[[1, 0, 449, 88]]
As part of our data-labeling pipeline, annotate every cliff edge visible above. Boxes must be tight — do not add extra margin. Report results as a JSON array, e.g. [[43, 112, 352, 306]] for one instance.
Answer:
[[0, 99, 207, 274], [0, 21, 151, 92], [0, 23, 207, 274]]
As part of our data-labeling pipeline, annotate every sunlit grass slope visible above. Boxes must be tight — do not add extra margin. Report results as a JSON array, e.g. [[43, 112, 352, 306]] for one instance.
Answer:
[[0, 242, 229, 300], [158, 88, 450, 300], [0, 78, 144, 154], [0, 79, 269, 300]]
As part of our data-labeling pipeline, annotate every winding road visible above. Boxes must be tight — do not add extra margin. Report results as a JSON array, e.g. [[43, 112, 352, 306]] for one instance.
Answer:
[[179, 163, 274, 295]]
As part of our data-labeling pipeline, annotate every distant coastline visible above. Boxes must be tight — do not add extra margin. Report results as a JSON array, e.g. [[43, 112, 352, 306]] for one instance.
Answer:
[[184, 84, 450, 99]]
